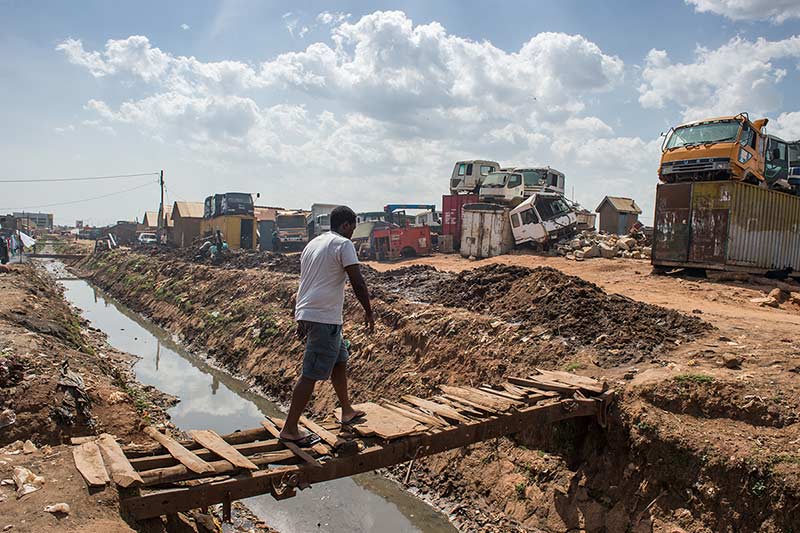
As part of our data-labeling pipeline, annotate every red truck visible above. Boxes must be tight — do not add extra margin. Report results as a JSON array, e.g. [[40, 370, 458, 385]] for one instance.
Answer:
[[371, 225, 431, 260]]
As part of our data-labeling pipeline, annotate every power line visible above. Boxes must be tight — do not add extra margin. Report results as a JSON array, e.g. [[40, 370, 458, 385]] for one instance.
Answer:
[[0, 180, 156, 211], [0, 171, 159, 184]]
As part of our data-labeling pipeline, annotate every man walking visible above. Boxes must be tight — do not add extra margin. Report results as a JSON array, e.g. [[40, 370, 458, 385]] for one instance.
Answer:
[[279, 206, 374, 443]]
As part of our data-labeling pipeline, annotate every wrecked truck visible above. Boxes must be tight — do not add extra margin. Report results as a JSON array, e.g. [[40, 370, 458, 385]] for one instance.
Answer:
[[509, 193, 577, 246]]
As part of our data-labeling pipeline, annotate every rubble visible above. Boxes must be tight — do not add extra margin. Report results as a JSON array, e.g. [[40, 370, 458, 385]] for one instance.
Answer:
[[554, 230, 651, 260], [12, 466, 43, 498]]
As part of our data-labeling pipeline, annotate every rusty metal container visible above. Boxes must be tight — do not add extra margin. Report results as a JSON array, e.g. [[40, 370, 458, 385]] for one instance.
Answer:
[[653, 181, 800, 275], [442, 194, 478, 250], [460, 203, 514, 259]]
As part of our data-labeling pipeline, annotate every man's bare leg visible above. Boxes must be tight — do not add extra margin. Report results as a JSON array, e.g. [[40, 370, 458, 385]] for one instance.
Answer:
[[279, 376, 316, 440], [331, 362, 363, 423]]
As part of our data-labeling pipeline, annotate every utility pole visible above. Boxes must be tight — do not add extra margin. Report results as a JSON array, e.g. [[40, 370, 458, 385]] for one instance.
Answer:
[[157, 170, 164, 244]]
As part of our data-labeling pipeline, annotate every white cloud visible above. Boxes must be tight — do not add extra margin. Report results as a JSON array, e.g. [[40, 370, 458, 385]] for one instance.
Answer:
[[771, 112, 800, 140], [180, 23, 190, 31], [53, 125, 75, 134], [317, 11, 350, 25], [686, 0, 800, 23], [638, 36, 800, 121]]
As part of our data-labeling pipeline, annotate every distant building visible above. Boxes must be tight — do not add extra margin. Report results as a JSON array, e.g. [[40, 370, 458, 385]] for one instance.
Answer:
[[0, 214, 17, 230], [142, 211, 158, 228], [108, 221, 138, 245], [12, 212, 53, 230], [170, 201, 205, 247], [595, 196, 642, 235]]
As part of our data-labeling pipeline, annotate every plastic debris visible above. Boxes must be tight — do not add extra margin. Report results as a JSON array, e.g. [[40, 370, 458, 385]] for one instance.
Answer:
[[12, 466, 44, 498], [52, 360, 92, 426], [44, 503, 70, 514], [0, 409, 15, 429]]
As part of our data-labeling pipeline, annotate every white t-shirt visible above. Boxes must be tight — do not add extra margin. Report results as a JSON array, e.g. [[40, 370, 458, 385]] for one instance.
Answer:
[[294, 231, 359, 325]]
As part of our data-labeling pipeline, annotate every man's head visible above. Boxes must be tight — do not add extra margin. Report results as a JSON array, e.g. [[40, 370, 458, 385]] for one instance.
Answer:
[[330, 206, 357, 239]]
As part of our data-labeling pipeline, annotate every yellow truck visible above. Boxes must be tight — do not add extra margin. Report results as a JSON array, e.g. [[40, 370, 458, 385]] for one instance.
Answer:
[[658, 113, 789, 187]]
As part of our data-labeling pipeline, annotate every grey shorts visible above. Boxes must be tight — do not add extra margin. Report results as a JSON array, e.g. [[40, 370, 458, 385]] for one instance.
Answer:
[[302, 321, 349, 381]]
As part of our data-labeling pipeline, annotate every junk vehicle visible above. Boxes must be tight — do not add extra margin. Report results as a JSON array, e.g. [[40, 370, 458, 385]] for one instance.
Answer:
[[460, 203, 514, 258], [790, 141, 800, 189], [509, 193, 578, 247], [450, 160, 500, 194], [658, 113, 792, 190], [309, 203, 339, 238], [371, 225, 431, 260], [415, 210, 442, 233], [652, 181, 800, 277], [200, 214, 256, 250], [275, 210, 309, 251], [204, 193, 255, 218], [441, 193, 478, 251], [479, 167, 566, 205], [384, 204, 437, 226]]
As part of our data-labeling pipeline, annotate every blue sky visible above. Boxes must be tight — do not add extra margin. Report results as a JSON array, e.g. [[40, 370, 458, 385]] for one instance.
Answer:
[[1, 0, 799, 225]]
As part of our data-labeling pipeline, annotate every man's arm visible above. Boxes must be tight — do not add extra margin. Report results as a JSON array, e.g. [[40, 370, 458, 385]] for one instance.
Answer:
[[345, 264, 374, 333]]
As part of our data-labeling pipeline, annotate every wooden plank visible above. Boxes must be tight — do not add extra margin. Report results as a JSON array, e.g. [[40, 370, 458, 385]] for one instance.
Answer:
[[401, 395, 470, 423], [268, 417, 333, 456], [144, 427, 215, 475], [299, 415, 347, 449], [380, 400, 446, 427], [534, 369, 606, 394], [189, 430, 258, 471], [72, 441, 110, 487], [442, 394, 501, 418], [129, 439, 283, 471], [260, 420, 322, 468], [508, 376, 576, 395], [123, 426, 271, 458], [122, 399, 603, 520], [335, 403, 425, 440], [96, 433, 143, 488], [140, 450, 297, 486], [70, 436, 97, 445], [439, 385, 511, 411], [479, 386, 525, 402]]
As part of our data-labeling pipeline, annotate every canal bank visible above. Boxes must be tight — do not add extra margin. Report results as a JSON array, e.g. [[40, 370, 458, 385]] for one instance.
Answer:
[[55, 264, 456, 533]]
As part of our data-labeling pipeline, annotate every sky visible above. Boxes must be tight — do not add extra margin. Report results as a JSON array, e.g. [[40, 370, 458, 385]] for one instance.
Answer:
[[1, 0, 799, 226]]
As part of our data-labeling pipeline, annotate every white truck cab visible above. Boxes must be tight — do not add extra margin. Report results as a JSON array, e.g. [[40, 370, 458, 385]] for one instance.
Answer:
[[450, 160, 500, 194], [509, 193, 577, 245], [479, 167, 566, 205]]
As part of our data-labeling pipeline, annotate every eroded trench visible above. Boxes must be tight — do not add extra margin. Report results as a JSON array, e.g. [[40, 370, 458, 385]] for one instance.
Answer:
[[47, 261, 456, 533]]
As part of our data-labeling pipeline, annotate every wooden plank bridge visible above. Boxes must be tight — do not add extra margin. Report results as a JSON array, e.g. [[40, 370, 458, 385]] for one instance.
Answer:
[[70, 370, 613, 522]]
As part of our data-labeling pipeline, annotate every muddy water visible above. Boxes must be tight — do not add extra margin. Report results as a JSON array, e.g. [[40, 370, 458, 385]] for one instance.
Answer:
[[53, 266, 455, 533]]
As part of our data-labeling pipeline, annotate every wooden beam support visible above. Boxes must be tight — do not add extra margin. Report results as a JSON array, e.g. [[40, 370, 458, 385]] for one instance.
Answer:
[[139, 450, 297, 486], [144, 427, 215, 475], [123, 426, 271, 458], [122, 399, 602, 520], [401, 395, 470, 423], [97, 434, 143, 488], [129, 439, 284, 471], [189, 430, 258, 471]]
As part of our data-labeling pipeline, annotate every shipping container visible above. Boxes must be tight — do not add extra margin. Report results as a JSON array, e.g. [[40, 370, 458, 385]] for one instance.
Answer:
[[653, 181, 800, 276], [442, 194, 478, 250], [200, 215, 257, 250], [460, 203, 514, 259]]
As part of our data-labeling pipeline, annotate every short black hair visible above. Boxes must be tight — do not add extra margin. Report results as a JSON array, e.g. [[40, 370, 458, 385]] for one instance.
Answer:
[[330, 206, 356, 230]]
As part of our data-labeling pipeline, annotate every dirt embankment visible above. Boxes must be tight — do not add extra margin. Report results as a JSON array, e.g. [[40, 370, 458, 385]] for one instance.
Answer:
[[0, 262, 175, 532], [76, 249, 800, 533]]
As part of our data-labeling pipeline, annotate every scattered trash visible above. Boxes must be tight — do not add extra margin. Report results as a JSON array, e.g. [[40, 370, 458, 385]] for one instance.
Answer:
[[12, 466, 44, 498], [554, 229, 651, 260], [22, 440, 36, 454], [44, 503, 70, 514], [0, 409, 16, 430], [52, 360, 92, 426]]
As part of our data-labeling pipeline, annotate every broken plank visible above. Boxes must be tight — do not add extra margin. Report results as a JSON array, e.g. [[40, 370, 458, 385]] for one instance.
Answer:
[[439, 385, 511, 411], [508, 376, 576, 395], [261, 419, 322, 468], [123, 426, 271, 458], [299, 415, 347, 449], [439, 394, 495, 416], [401, 395, 470, 423], [129, 439, 283, 471], [381, 400, 446, 427], [72, 441, 110, 487], [533, 369, 606, 394], [189, 430, 258, 471], [479, 386, 525, 402], [268, 417, 332, 456], [70, 436, 97, 445], [140, 450, 297, 486], [97, 433, 143, 488], [144, 427, 215, 475], [463, 386, 521, 408], [335, 403, 426, 440]]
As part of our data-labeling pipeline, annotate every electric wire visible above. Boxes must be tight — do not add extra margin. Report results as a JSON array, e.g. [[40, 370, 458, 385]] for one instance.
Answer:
[[0, 180, 156, 211], [0, 171, 159, 184]]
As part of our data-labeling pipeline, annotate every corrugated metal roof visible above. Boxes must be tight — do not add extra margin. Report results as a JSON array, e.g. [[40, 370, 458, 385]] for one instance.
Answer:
[[172, 201, 205, 219], [142, 211, 158, 227], [255, 207, 279, 222], [595, 196, 642, 214]]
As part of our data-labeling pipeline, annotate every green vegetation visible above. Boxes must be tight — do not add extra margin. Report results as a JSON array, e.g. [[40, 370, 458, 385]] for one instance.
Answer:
[[563, 362, 585, 372], [674, 373, 715, 384], [634, 419, 654, 432], [515, 481, 527, 499]]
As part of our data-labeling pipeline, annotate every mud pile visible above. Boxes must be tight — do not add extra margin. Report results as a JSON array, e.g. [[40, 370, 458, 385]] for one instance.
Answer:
[[369, 264, 711, 366]]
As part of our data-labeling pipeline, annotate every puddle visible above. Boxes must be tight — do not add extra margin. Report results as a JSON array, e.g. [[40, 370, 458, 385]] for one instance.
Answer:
[[49, 262, 455, 533]]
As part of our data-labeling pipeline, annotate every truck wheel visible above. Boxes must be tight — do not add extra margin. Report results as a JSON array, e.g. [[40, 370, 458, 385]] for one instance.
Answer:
[[400, 246, 417, 258]]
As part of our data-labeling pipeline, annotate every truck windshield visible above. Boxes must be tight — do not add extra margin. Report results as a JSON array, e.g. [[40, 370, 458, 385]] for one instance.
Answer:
[[534, 196, 570, 220], [482, 172, 508, 187], [225, 193, 252, 206], [789, 142, 800, 167], [665, 120, 741, 149], [278, 215, 306, 228], [520, 170, 546, 186]]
